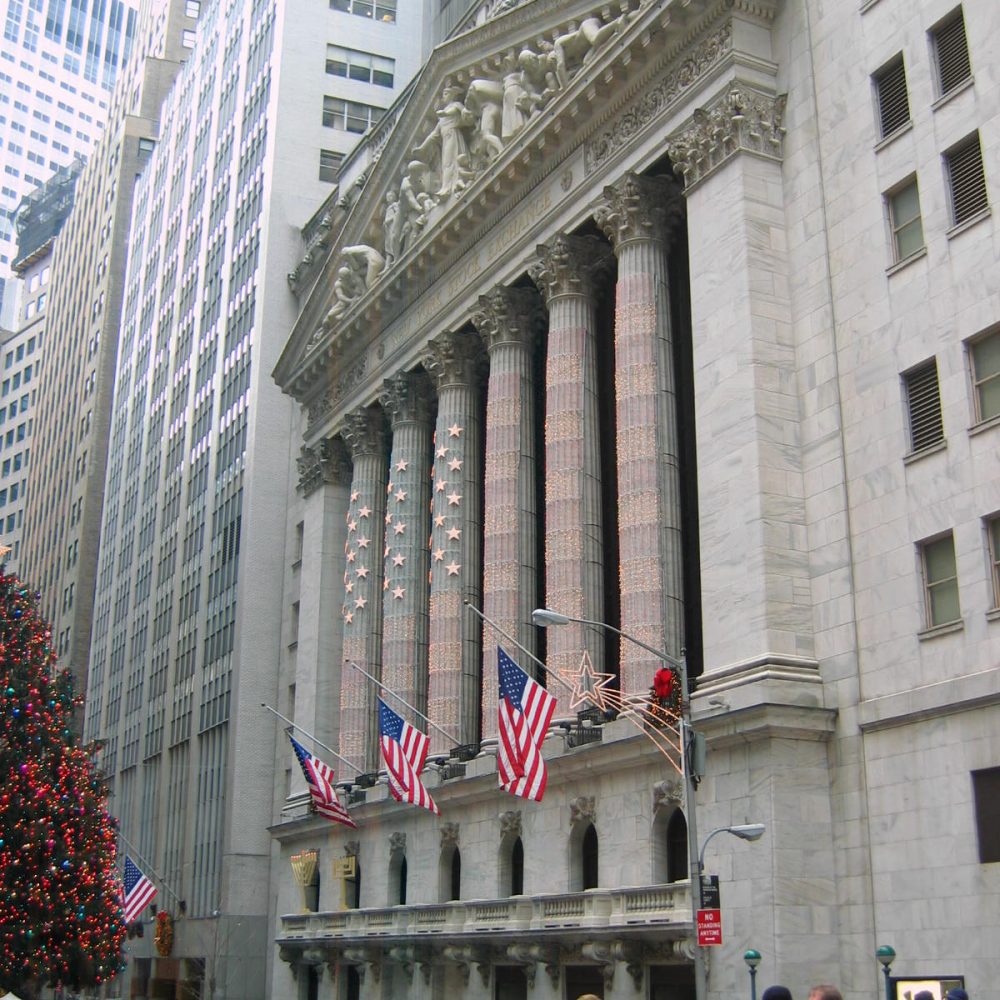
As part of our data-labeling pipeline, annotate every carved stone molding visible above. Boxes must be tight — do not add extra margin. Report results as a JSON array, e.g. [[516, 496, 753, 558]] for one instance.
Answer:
[[470, 285, 545, 354], [570, 795, 596, 826], [422, 329, 488, 390], [341, 407, 387, 460], [528, 233, 614, 304], [306, 355, 368, 433], [387, 945, 415, 983], [593, 172, 686, 252], [652, 778, 684, 811], [584, 20, 733, 174], [297, 437, 351, 497], [666, 83, 787, 191], [344, 840, 360, 858], [380, 370, 435, 428], [389, 831, 406, 854], [499, 809, 522, 840], [440, 822, 460, 849]]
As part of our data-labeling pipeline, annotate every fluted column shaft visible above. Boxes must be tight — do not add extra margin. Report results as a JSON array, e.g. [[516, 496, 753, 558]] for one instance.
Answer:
[[472, 286, 542, 736], [339, 409, 388, 771], [529, 234, 614, 679], [423, 331, 486, 752], [596, 173, 685, 693], [380, 371, 434, 719]]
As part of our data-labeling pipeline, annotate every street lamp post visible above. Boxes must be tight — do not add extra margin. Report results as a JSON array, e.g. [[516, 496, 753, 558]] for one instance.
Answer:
[[876, 945, 896, 1000], [744, 949, 762, 1000], [531, 608, 706, 1000]]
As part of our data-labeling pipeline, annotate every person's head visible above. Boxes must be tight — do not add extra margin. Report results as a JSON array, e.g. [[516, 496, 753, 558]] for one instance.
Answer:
[[762, 986, 793, 1000], [808, 987, 843, 1000], [945, 989, 968, 1000], [914, 992, 934, 1000]]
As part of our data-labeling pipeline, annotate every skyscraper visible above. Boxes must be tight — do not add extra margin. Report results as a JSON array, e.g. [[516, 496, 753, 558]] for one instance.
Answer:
[[0, 0, 139, 328], [79, 0, 441, 995]]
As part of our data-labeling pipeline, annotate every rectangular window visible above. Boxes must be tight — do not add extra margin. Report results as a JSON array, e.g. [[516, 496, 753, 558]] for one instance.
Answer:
[[874, 55, 910, 140], [969, 330, 1000, 423], [182, 28, 196, 47], [887, 178, 924, 262], [330, 0, 396, 21], [185, 0, 201, 15], [326, 44, 394, 87], [903, 359, 944, 453], [986, 516, 1000, 610], [931, 7, 972, 98], [944, 132, 988, 227], [319, 149, 341, 183], [919, 533, 960, 628], [322, 96, 383, 134], [972, 767, 1000, 863]]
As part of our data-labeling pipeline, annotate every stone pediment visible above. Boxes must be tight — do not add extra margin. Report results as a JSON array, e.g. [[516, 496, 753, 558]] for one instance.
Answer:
[[274, 0, 780, 405]]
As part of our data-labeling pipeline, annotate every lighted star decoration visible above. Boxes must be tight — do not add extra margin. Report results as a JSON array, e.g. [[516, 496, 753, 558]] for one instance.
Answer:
[[395, 459, 409, 472], [445, 561, 461, 576], [392, 585, 405, 600], [447, 423, 463, 438], [356, 565, 369, 579], [342, 478, 379, 624], [447, 457, 462, 472], [358, 506, 371, 519], [357, 535, 370, 549], [556, 649, 616, 712], [429, 416, 467, 588]]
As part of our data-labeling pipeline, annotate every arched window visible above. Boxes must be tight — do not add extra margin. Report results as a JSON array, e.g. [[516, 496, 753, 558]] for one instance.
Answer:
[[666, 808, 688, 883], [510, 836, 524, 896], [581, 823, 599, 890], [439, 843, 461, 901], [388, 850, 407, 905], [651, 805, 688, 884]]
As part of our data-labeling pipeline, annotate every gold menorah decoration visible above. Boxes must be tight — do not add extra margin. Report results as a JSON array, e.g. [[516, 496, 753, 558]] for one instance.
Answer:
[[290, 850, 319, 912]]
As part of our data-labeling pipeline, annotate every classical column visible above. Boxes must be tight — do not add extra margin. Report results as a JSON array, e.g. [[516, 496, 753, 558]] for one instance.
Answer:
[[470, 285, 543, 737], [295, 438, 353, 755], [379, 371, 434, 717], [338, 408, 388, 772], [595, 172, 686, 695], [423, 330, 486, 752], [529, 234, 614, 679]]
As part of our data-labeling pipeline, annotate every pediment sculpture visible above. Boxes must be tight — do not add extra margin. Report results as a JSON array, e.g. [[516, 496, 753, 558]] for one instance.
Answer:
[[312, 0, 649, 342]]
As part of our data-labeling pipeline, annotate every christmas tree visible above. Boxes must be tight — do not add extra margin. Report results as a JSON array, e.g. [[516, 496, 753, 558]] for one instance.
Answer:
[[0, 565, 125, 999]]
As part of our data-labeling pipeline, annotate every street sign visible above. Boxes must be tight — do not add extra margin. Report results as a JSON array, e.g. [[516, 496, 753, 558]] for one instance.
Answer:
[[700, 874, 720, 908], [696, 908, 723, 946]]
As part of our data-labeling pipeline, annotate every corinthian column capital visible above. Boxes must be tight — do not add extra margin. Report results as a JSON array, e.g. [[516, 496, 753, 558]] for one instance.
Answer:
[[341, 407, 387, 460], [296, 437, 351, 496], [470, 285, 545, 354], [593, 172, 686, 252], [527, 233, 614, 305], [422, 329, 487, 390], [380, 370, 434, 428]]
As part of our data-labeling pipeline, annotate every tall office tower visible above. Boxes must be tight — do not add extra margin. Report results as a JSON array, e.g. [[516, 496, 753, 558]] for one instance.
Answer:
[[19, 0, 197, 692], [0, 160, 82, 574], [82, 0, 437, 996], [0, 0, 140, 328], [269, 0, 1000, 997]]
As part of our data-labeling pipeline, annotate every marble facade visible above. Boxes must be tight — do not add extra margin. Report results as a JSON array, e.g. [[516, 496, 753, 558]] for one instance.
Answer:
[[268, 0, 1000, 998]]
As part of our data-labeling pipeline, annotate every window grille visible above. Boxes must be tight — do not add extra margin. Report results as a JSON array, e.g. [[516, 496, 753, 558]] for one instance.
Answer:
[[931, 8, 972, 96], [945, 133, 987, 226], [875, 57, 909, 139], [904, 360, 944, 453]]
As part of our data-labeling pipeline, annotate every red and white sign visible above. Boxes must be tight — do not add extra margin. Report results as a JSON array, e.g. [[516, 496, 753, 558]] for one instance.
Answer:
[[696, 908, 723, 946]]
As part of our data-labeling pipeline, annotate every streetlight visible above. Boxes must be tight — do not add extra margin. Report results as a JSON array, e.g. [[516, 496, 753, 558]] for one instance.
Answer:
[[744, 949, 762, 1000], [699, 824, 766, 874], [876, 945, 896, 1000], [531, 607, 706, 1000]]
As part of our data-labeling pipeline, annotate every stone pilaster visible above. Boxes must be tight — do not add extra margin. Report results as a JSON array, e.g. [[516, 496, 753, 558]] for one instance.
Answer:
[[470, 285, 544, 738], [294, 438, 352, 758], [528, 234, 614, 679], [594, 172, 686, 695], [422, 331, 486, 752], [379, 371, 435, 718], [338, 408, 388, 771]]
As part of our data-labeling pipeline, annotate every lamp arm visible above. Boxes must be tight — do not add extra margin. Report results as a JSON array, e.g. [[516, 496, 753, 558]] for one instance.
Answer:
[[570, 615, 685, 671]]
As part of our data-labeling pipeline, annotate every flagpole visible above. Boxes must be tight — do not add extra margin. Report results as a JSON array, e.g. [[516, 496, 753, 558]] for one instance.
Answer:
[[117, 829, 184, 907], [260, 703, 365, 776], [462, 601, 578, 699], [344, 660, 459, 747]]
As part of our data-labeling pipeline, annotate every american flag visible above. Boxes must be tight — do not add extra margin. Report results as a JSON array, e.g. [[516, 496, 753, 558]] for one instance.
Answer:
[[122, 855, 157, 923], [289, 733, 357, 828], [497, 647, 557, 802], [378, 698, 438, 814]]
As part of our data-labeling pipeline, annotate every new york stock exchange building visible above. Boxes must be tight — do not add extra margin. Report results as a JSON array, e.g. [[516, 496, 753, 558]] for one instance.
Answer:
[[267, 0, 1000, 997]]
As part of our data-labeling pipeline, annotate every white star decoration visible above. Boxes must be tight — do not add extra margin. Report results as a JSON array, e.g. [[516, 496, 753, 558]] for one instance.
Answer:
[[447, 423, 463, 438]]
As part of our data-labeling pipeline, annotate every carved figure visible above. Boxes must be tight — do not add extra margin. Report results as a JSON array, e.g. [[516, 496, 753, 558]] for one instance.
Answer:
[[465, 78, 505, 160], [413, 82, 475, 200], [323, 264, 364, 325], [341, 244, 386, 289], [382, 191, 401, 263], [553, 15, 622, 88], [398, 160, 434, 253]]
